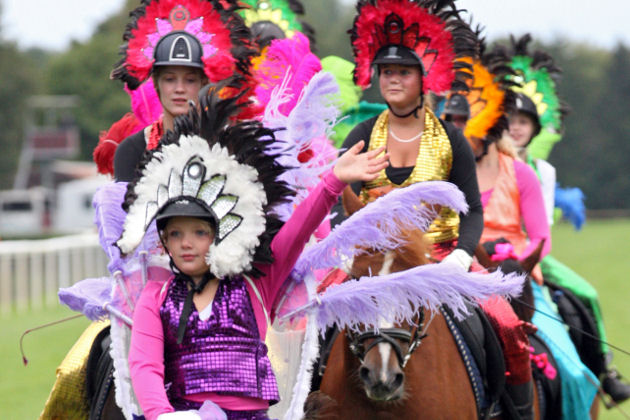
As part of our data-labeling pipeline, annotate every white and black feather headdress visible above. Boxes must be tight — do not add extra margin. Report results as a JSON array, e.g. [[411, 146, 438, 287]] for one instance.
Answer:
[[117, 87, 294, 278]]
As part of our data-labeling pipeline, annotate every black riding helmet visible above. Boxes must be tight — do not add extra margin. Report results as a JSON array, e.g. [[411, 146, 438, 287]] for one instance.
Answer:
[[513, 93, 542, 140], [250, 21, 287, 48], [373, 45, 426, 118], [155, 199, 218, 233], [153, 31, 204, 70], [373, 45, 426, 72], [442, 93, 471, 120]]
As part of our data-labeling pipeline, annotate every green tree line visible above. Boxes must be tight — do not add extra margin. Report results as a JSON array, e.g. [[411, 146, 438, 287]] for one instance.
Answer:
[[0, 0, 628, 209]]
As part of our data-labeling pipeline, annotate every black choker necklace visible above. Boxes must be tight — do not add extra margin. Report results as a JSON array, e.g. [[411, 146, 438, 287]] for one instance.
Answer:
[[386, 95, 424, 119]]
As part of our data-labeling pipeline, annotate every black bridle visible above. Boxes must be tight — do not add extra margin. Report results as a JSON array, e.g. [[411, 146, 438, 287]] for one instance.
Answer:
[[347, 309, 428, 369]]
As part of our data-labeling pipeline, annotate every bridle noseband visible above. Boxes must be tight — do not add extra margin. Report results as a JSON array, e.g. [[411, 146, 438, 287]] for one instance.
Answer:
[[347, 309, 428, 369]]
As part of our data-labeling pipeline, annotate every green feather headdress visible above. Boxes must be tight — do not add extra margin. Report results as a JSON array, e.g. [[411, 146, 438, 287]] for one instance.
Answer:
[[506, 34, 569, 159], [509, 54, 561, 131], [239, 0, 313, 41]]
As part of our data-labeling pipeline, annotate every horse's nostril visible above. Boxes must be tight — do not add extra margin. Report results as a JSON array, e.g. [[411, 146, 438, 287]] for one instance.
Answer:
[[359, 366, 371, 384], [392, 372, 404, 389]]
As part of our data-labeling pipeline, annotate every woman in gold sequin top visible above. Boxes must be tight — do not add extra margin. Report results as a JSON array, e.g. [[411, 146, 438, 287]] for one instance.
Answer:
[[338, 0, 483, 271]]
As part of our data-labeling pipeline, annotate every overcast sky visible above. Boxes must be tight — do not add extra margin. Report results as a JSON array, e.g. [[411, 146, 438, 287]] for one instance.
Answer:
[[2, 0, 629, 51]]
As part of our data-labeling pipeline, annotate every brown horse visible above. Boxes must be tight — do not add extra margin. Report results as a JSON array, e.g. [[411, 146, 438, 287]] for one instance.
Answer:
[[308, 229, 480, 419], [304, 187, 547, 419]]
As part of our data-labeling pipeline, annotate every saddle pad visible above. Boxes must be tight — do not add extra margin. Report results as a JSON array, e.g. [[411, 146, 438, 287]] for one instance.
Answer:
[[442, 304, 505, 418]]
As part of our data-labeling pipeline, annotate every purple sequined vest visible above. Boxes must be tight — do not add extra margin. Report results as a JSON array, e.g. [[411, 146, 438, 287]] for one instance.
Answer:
[[160, 276, 279, 403]]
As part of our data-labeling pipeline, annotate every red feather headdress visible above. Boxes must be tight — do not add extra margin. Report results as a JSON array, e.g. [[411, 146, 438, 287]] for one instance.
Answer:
[[111, 0, 256, 89], [350, 0, 476, 93]]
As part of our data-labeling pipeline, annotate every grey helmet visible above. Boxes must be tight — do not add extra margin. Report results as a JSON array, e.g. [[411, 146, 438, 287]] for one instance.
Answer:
[[443, 93, 470, 119], [513, 93, 541, 138]]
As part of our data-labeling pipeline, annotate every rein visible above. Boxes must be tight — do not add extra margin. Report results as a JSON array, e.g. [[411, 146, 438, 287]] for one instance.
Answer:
[[347, 309, 429, 369]]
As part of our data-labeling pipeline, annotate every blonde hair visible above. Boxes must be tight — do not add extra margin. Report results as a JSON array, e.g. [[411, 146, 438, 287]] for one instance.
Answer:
[[496, 130, 519, 159]]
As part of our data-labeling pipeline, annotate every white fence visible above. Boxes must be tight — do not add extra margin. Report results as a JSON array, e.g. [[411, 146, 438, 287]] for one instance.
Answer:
[[0, 233, 108, 314]]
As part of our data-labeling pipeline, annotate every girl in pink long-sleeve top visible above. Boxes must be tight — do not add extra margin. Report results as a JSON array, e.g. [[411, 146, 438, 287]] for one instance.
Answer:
[[116, 92, 388, 420], [476, 141, 552, 278]]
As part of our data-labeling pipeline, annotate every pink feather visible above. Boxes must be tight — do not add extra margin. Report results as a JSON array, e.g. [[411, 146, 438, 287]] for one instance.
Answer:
[[125, 80, 163, 127], [255, 32, 322, 115]]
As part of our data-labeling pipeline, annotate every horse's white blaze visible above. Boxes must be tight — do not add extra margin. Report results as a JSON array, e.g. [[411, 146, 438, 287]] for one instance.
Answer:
[[377, 251, 395, 383]]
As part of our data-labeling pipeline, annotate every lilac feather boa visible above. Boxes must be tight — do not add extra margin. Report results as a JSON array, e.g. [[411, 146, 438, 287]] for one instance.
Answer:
[[293, 180, 468, 278], [283, 264, 524, 332], [58, 277, 112, 321]]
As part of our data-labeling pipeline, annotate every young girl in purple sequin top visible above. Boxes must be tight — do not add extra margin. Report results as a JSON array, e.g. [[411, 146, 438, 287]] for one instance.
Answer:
[[126, 134, 388, 420]]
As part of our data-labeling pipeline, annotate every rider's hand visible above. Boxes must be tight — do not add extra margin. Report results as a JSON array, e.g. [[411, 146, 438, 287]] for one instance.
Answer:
[[333, 141, 389, 184], [440, 249, 473, 272]]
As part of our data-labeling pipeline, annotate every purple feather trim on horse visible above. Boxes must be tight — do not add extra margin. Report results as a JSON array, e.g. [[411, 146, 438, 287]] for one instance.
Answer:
[[93, 182, 160, 274], [58, 277, 112, 321], [93, 183, 127, 274], [293, 181, 468, 278], [284, 265, 524, 333]]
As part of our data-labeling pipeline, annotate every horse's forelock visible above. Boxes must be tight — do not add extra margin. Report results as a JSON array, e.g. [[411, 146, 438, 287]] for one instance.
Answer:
[[349, 230, 431, 278], [391, 230, 432, 272], [351, 251, 385, 278]]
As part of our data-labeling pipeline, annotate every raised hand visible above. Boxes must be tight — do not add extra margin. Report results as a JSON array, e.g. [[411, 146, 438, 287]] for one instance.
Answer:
[[333, 141, 389, 184]]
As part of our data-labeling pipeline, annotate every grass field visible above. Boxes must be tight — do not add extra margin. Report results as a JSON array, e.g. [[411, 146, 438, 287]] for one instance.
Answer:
[[1, 219, 630, 419]]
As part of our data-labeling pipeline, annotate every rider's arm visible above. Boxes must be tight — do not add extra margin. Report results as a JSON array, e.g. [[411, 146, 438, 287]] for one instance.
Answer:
[[535, 159, 557, 227], [253, 170, 346, 328], [129, 279, 174, 420], [514, 159, 552, 259], [114, 130, 147, 182]]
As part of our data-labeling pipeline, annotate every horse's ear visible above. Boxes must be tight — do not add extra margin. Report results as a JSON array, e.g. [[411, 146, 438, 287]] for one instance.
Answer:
[[342, 186, 365, 216], [519, 239, 545, 275], [474, 243, 495, 269]]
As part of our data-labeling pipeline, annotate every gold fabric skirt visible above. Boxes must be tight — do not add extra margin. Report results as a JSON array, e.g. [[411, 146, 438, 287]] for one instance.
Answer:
[[39, 320, 110, 420]]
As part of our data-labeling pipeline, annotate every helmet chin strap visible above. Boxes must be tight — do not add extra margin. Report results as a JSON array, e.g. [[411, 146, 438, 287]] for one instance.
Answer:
[[386, 94, 425, 119]]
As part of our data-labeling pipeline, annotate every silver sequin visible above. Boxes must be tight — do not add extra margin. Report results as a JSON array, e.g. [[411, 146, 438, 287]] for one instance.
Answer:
[[168, 169, 183, 198], [182, 157, 206, 197], [197, 175, 226, 206], [218, 214, 242, 240], [211, 195, 238, 220]]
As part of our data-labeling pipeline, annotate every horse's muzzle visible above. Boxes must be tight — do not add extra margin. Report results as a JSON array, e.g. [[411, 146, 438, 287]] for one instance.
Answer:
[[360, 366, 405, 401]]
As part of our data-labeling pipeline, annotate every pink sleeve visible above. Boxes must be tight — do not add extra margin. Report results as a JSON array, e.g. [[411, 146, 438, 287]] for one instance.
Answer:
[[514, 160, 552, 259], [129, 280, 173, 420], [254, 170, 346, 315]]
